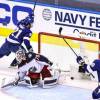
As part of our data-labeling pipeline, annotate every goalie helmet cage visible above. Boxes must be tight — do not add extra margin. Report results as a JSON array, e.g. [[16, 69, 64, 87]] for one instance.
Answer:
[[38, 32, 100, 71]]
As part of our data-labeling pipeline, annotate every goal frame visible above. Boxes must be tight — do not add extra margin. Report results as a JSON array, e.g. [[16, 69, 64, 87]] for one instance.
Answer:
[[38, 32, 100, 58]]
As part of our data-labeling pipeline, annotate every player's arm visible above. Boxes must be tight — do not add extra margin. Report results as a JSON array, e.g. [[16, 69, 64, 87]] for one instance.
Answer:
[[23, 32, 33, 52]]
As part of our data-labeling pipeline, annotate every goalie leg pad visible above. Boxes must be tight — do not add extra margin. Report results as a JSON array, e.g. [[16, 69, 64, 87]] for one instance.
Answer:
[[41, 65, 52, 80], [24, 76, 39, 88], [41, 77, 58, 88]]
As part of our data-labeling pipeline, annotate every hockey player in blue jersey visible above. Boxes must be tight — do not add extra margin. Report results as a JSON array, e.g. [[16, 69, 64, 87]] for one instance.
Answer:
[[0, 17, 34, 68], [10, 13, 34, 67], [76, 56, 100, 99], [9, 12, 35, 67], [90, 59, 100, 99]]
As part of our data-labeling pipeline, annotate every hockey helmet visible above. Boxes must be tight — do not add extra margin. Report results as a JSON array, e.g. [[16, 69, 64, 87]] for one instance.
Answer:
[[23, 17, 34, 26], [16, 49, 26, 62], [17, 15, 34, 29]]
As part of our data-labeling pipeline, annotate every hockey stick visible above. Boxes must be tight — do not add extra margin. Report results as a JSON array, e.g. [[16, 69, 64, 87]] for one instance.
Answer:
[[1, 81, 15, 88], [32, 0, 38, 13], [59, 27, 78, 57]]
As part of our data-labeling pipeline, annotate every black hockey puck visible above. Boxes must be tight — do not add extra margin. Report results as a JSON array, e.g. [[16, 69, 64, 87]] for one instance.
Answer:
[[71, 77, 74, 80]]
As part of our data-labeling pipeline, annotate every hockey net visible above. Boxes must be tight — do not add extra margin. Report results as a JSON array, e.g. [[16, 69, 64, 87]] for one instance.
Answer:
[[38, 32, 100, 83]]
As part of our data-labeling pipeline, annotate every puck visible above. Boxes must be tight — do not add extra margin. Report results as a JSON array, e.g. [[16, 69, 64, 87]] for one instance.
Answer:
[[71, 77, 74, 80]]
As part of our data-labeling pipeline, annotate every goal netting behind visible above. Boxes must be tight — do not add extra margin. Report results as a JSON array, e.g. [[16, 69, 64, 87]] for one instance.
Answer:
[[38, 32, 100, 72]]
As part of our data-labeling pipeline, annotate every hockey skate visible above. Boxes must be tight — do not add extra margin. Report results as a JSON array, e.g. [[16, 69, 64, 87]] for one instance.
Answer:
[[9, 58, 18, 68]]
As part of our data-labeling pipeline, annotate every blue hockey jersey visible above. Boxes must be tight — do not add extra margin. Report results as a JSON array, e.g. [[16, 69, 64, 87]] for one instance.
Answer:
[[6, 28, 32, 50], [91, 59, 100, 71]]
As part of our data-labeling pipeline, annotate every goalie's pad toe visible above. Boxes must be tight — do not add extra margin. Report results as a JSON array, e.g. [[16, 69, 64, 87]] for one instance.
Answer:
[[40, 77, 58, 88]]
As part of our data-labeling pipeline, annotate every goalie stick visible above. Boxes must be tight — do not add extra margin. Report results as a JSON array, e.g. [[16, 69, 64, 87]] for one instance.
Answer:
[[1, 78, 37, 89], [1, 79, 58, 89], [1, 81, 15, 88]]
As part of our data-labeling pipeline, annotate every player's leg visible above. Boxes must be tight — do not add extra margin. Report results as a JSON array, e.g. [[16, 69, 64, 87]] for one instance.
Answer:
[[41, 65, 52, 80], [14, 70, 27, 85], [97, 71, 100, 83], [9, 58, 18, 68], [40, 65, 59, 88], [27, 72, 40, 86], [0, 41, 11, 58]]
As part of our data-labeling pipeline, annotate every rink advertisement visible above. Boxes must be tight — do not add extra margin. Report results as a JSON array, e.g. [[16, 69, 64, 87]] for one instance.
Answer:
[[0, 1, 100, 41]]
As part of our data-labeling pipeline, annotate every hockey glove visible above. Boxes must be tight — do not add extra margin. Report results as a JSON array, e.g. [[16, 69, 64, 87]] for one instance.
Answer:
[[28, 47, 34, 53], [76, 56, 85, 65]]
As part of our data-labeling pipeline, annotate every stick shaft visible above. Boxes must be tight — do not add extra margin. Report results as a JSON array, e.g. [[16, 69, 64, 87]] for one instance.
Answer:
[[59, 27, 78, 57], [62, 37, 78, 57], [33, 0, 38, 12]]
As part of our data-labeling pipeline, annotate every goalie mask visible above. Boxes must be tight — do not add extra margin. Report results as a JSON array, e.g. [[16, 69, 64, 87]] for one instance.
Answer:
[[16, 49, 26, 62]]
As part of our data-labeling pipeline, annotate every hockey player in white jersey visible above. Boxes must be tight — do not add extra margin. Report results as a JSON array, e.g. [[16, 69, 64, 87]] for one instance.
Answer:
[[13, 51, 58, 88]]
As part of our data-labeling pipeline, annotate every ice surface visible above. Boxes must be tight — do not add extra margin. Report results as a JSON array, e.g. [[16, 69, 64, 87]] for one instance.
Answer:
[[1, 84, 92, 100]]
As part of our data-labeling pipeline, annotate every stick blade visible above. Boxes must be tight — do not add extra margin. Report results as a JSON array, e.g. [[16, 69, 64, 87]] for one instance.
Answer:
[[1, 81, 15, 88], [59, 27, 63, 35]]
